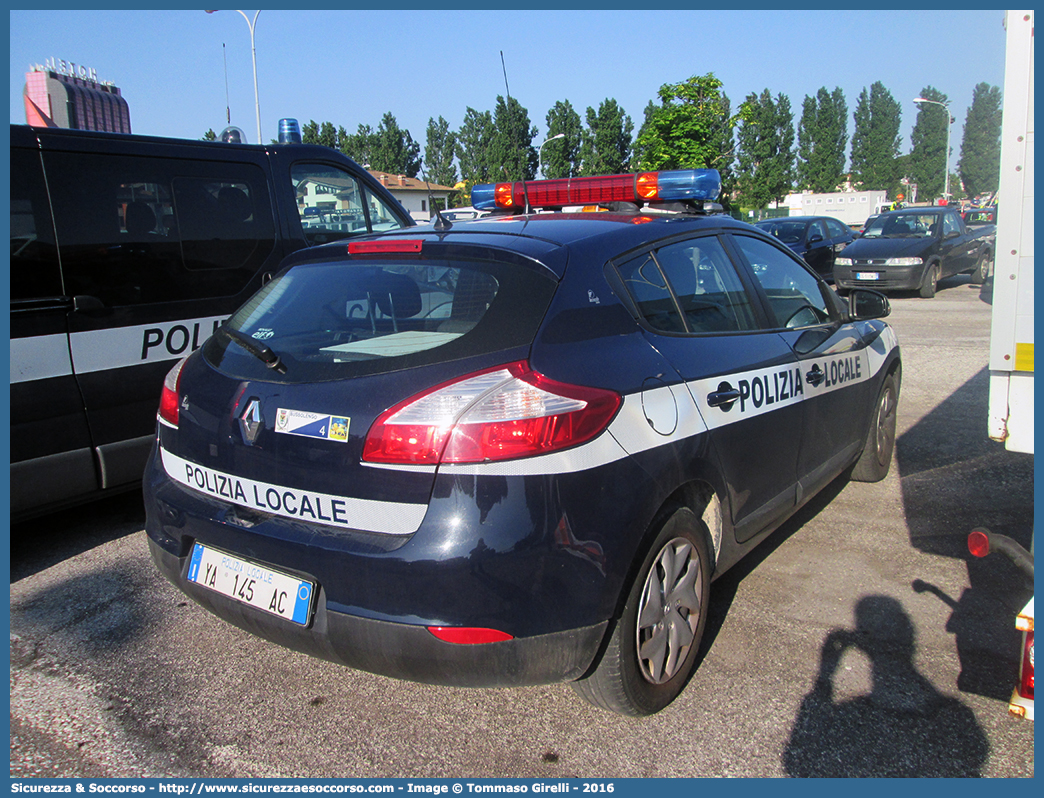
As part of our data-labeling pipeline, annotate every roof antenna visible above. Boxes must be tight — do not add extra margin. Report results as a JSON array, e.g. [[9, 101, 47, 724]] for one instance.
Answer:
[[500, 51, 530, 214], [422, 170, 452, 232]]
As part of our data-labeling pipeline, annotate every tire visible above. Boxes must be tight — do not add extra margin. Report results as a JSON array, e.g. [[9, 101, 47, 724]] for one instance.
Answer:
[[969, 251, 990, 285], [919, 263, 939, 298], [851, 371, 899, 482], [571, 507, 710, 716]]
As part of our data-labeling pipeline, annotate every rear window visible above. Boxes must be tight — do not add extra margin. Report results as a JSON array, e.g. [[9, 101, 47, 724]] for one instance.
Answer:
[[204, 257, 557, 381]]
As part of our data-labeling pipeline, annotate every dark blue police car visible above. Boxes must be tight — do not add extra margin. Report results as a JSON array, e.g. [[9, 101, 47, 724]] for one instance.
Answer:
[[145, 169, 901, 716]]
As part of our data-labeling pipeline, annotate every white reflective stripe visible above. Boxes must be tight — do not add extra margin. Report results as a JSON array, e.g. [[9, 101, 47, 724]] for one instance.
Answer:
[[10, 334, 73, 383], [161, 447, 426, 536], [438, 386, 706, 477], [690, 348, 875, 432], [864, 324, 899, 379], [70, 315, 227, 374]]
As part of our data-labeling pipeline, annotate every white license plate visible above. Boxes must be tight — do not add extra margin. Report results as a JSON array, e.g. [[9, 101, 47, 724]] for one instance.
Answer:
[[856, 271, 880, 280], [187, 543, 315, 626]]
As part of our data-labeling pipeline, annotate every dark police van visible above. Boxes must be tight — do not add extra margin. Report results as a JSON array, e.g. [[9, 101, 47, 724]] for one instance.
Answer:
[[10, 123, 414, 520]]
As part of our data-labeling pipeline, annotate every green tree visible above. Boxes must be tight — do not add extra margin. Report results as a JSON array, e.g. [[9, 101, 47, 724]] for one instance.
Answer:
[[850, 82, 903, 194], [579, 98, 633, 176], [910, 86, 951, 200], [958, 82, 1002, 199], [735, 89, 795, 208], [456, 107, 494, 183], [489, 95, 538, 181], [316, 121, 338, 150], [424, 116, 458, 187], [370, 113, 421, 177], [796, 87, 848, 192], [633, 74, 737, 203], [456, 107, 495, 206], [543, 100, 583, 178], [301, 120, 320, 144], [340, 124, 377, 167], [202, 129, 217, 141]]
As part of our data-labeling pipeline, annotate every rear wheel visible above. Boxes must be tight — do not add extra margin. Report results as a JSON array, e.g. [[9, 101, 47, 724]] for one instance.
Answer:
[[571, 507, 710, 716], [919, 264, 940, 298], [852, 371, 899, 482]]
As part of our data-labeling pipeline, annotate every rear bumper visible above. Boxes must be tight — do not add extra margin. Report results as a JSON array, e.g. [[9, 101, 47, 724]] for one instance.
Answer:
[[148, 535, 606, 687]]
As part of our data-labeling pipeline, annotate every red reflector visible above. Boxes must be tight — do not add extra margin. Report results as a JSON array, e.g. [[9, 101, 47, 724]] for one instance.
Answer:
[[968, 529, 991, 558], [427, 627, 513, 645], [347, 239, 423, 255], [1018, 631, 1034, 699]]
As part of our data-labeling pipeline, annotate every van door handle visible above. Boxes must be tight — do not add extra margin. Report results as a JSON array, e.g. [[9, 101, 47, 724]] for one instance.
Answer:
[[805, 364, 825, 386]]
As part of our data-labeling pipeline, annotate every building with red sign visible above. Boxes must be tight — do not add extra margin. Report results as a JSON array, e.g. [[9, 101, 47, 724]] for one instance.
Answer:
[[23, 61, 131, 133]]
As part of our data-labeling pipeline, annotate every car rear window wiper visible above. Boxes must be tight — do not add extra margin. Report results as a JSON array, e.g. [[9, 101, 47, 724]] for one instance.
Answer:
[[215, 325, 288, 374]]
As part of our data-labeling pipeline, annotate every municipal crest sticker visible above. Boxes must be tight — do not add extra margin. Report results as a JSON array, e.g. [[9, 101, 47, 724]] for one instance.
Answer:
[[274, 408, 350, 443]]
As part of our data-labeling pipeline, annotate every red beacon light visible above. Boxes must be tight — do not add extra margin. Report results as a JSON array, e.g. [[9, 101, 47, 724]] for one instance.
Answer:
[[471, 169, 721, 212]]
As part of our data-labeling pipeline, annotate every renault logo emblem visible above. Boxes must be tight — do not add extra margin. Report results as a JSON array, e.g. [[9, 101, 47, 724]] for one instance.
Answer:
[[240, 399, 263, 445]]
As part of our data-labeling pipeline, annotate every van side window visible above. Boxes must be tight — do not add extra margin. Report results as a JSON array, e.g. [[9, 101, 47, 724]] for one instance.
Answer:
[[44, 152, 275, 307], [10, 151, 62, 300], [292, 164, 407, 245]]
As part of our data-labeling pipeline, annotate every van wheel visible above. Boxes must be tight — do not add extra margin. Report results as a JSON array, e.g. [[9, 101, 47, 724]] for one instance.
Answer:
[[571, 507, 710, 716], [919, 264, 939, 298], [852, 371, 899, 482]]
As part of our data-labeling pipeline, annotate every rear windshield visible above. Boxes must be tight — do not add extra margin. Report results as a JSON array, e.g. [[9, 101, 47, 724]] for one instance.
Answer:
[[203, 257, 557, 381]]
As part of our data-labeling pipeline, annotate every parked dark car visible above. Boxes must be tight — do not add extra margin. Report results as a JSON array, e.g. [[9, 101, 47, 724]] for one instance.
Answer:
[[853, 214, 881, 238], [834, 207, 995, 297], [145, 169, 900, 717], [754, 216, 853, 279]]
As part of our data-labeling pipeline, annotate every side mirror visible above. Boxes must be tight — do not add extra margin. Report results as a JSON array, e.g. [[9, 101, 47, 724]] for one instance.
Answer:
[[808, 233, 824, 245], [848, 289, 890, 320]]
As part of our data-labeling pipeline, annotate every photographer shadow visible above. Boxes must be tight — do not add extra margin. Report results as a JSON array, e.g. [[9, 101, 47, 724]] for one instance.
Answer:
[[782, 595, 989, 777]]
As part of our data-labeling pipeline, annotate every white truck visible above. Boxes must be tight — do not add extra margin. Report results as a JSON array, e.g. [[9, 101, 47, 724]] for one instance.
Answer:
[[969, 9, 1034, 721]]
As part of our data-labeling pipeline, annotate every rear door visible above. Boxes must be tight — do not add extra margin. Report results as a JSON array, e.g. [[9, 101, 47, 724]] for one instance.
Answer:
[[804, 220, 833, 277], [610, 233, 802, 542]]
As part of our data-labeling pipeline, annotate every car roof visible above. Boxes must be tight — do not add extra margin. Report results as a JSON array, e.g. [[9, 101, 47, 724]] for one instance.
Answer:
[[292, 211, 761, 279]]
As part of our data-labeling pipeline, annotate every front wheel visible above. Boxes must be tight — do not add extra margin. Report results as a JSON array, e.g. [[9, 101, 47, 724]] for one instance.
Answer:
[[919, 264, 940, 298], [571, 507, 710, 716], [851, 371, 899, 482]]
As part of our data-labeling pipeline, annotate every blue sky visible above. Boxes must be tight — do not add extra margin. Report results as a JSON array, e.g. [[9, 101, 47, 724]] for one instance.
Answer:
[[11, 8, 1008, 168]]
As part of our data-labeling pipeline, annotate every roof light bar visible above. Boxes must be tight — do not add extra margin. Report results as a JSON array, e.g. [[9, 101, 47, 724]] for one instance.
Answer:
[[471, 169, 721, 211]]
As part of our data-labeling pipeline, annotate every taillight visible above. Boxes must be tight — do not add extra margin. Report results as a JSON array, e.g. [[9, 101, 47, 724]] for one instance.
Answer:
[[158, 357, 187, 426], [362, 361, 621, 465]]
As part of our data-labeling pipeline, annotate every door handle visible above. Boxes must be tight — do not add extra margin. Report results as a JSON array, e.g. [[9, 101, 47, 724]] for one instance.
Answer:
[[805, 364, 825, 386], [708, 385, 741, 408]]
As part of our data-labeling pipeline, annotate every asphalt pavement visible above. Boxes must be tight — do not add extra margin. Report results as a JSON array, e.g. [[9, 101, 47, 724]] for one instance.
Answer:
[[9, 273, 1034, 778]]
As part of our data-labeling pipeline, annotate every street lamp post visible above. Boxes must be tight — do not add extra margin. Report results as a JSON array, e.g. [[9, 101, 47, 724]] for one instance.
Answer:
[[207, 10, 262, 145], [913, 97, 952, 202], [538, 133, 566, 179]]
